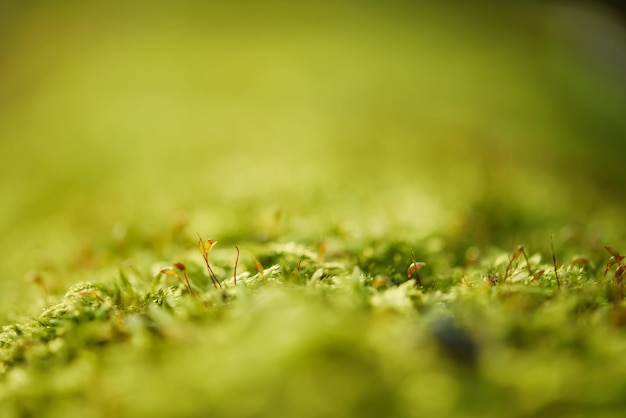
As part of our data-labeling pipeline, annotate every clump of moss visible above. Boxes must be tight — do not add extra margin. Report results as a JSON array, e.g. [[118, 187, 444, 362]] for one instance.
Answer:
[[2, 237, 626, 417]]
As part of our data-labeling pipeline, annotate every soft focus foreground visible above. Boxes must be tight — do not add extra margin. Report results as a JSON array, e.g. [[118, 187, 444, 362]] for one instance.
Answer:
[[1, 1, 626, 417]]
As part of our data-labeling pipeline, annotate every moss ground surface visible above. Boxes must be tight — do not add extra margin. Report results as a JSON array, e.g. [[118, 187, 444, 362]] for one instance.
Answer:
[[1, 1, 626, 417]]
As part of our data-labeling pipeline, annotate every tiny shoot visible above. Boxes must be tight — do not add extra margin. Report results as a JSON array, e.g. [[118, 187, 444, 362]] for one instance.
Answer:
[[504, 245, 532, 280], [160, 264, 196, 297], [551, 234, 560, 289], [197, 233, 221, 289], [234, 246, 240, 286], [407, 250, 425, 287], [604, 246, 625, 278]]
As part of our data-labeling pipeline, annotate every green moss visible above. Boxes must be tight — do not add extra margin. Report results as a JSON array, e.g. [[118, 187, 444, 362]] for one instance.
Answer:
[[2, 1, 626, 416], [2, 236, 626, 417]]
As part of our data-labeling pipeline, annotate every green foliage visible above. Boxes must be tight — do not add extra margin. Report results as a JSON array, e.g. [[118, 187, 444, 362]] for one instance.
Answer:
[[2, 237, 626, 417], [1, 1, 626, 417]]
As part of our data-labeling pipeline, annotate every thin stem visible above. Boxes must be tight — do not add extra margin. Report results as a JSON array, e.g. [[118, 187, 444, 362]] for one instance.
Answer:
[[234, 246, 240, 286], [551, 234, 560, 289], [181, 270, 196, 297]]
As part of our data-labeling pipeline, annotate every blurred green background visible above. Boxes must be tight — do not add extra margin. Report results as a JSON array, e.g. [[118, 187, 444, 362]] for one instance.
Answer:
[[1, 0, 625, 321]]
